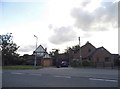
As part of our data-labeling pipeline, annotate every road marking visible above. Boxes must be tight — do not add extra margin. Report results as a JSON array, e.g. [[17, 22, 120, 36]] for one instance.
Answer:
[[64, 76, 71, 78], [29, 74, 41, 76], [11, 72, 24, 75], [89, 78, 118, 82], [54, 75, 71, 78], [89, 78, 104, 81], [105, 79, 118, 82]]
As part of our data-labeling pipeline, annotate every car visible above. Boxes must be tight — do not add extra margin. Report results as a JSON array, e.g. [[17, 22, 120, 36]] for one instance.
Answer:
[[60, 61, 68, 67]]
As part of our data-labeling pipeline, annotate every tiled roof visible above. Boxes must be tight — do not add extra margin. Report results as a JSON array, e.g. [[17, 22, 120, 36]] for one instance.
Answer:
[[88, 46, 111, 58]]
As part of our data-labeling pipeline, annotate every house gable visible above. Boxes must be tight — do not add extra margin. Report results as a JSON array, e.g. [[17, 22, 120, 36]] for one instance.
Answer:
[[35, 45, 45, 53], [91, 47, 112, 63], [43, 54, 51, 58], [81, 41, 96, 59], [73, 41, 96, 60], [33, 45, 47, 57]]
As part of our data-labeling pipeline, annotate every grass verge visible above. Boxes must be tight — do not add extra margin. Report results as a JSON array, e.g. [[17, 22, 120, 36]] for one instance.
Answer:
[[2, 65, 42, 70]]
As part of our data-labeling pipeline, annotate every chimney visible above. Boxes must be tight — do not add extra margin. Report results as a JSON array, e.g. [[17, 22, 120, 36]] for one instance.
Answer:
[[45, 48, 47, 52]]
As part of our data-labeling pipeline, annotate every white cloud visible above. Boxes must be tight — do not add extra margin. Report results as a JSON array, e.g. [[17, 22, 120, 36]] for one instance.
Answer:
[[0, 0, 118, 55], [18, 45, 35, 52], [71, 1, 118, 31], [49, 26, 77, 45]]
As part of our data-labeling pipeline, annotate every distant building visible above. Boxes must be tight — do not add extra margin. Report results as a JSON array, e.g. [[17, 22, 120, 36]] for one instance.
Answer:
[[33, 45, 52, 67], [90, 47, 114, 67], [22, 45, 52, 67], [71, 41, 118, 67], [73, 41, 96, 60]]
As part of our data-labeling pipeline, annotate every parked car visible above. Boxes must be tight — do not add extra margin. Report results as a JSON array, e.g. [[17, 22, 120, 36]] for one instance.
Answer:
[[60, 61, 68, 67]]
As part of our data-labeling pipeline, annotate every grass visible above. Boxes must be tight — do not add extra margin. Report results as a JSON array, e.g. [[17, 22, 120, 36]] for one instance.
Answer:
[[2, 65, 43, 70]]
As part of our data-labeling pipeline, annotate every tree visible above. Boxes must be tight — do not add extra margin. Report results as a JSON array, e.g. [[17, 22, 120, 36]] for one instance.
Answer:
[[72, 45, 80, 53], [65, 47, 73, 65], [65, 45, 80, 65], [49, 49, 59, 66], [0, 33, 20, 65]]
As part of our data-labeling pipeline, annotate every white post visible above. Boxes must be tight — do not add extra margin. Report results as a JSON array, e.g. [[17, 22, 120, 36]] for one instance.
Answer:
[[34, 35, 38, 67]]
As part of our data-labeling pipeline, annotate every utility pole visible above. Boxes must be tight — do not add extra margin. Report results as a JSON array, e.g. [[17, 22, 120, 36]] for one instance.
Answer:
[[34, 35, 38, 67], [78, 37, 82, 66]]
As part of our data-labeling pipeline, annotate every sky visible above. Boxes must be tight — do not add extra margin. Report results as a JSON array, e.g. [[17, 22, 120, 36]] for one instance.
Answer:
[[0, 0, 119, 55]]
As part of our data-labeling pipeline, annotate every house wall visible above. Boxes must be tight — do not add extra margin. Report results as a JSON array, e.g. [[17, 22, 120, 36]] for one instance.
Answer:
[[81, 42, 96, 59], [41, 58, 52, 67], [91, 48, 113, 67], [72, 42, 96, 62]]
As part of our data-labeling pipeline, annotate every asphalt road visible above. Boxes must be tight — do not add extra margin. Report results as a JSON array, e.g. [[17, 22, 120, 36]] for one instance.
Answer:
[[2, 67, 118, 87]]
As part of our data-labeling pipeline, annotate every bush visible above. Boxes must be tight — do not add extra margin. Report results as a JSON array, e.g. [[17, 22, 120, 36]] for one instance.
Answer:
[[71, 60, 82, 67], [82, 60, 91, 67], [71, 60, 77, 67], [71, 59, 93, 67]]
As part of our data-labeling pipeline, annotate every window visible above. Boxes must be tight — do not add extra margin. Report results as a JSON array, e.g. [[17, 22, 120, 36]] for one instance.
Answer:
[[105, 57, 109, 62], [97, 58, 99, 62], [37, 53, 44, 57], [88, 49, 91, 52]]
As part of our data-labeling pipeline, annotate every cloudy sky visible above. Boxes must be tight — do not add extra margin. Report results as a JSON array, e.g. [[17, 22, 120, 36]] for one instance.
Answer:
[[0, 0, 118, 55]]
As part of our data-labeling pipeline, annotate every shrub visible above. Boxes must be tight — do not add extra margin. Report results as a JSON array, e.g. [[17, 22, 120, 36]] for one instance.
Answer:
[[71, 60, 77, 67], [82, 60, 91, 67], [71, 60, 82, 67]]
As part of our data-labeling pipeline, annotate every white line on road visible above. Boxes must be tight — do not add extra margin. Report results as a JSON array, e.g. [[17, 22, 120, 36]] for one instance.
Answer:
[[54, 75, 71, 78], [11, 72, 24, 75], [89, 78, 118, 82], [29, 74, 41, 76], [89, 78, 104, 81], [105, 79, 118, 82]]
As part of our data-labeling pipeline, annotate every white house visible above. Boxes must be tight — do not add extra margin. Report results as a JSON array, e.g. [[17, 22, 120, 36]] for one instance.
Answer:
[[33, 45, 52, 67]]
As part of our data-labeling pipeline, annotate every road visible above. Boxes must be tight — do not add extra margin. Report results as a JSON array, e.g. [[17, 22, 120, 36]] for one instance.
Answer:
[[2, 67, 118, 87]]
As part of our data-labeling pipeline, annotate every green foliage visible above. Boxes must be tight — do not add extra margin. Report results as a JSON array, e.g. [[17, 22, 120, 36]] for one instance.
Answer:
[[0, 33, 21, 65], [2, 65, 42, 69], [71, 60, 82, 67], [49, 49, 59, 66], [82, 60, 91, 67], [72, 45, 80, 53], [65, 45, 80, 54], [71, 60, 77, 67], [71, 59, 93, 67]]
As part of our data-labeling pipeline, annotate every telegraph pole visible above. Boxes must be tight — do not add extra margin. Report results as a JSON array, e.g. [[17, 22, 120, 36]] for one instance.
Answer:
[[78, 37, 82, 66]]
